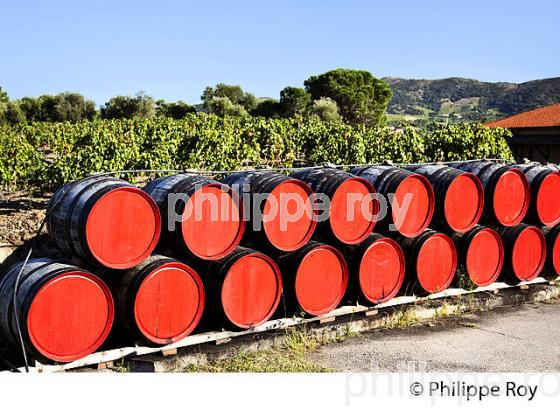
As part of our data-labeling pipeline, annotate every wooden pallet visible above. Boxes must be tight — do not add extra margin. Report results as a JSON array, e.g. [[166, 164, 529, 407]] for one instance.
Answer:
[[20, 276, 557, 373]]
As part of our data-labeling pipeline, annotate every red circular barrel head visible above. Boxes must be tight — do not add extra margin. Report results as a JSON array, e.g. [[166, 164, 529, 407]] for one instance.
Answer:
[[552, 233, 560, 275], [359, 238, 405, 304], [466, 228, 504, 287], [329, 177, 376, 244], [221, 254, 282, 328], [27, 272, 114, 362], [295, 245, 348, 316], [182, 184, 244, 260], [493, 169, 530, 226], [444, 174, 484, 233], [416, 233, 457, 293], [86, 187, 161, 269], [392, 175, 434, 238], [536, 172, 560, 226], [512, 226, 546, 281], [134, 262, 205, 344], [263, 180, 316, 251]]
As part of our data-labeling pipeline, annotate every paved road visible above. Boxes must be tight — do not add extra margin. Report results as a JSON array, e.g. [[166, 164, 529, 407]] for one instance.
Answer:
[[311, 300, 560, 372]]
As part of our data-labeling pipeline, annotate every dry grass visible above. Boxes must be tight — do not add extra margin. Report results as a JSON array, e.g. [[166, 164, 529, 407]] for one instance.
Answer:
[[179, 327, 334, 373]]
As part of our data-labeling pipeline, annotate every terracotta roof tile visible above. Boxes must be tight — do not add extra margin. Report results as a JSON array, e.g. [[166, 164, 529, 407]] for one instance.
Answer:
[[486, 103, 560, 129]]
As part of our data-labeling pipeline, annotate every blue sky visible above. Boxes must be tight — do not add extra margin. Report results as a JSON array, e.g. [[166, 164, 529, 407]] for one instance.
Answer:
[[1, 0, 558, 105]]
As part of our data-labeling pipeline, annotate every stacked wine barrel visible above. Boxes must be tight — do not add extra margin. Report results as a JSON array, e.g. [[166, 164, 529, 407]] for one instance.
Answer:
[[1, 161, 559, 364]]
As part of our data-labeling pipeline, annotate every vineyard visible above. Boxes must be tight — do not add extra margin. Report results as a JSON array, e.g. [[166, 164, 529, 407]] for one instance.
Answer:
[[0, 114, 513, 191]]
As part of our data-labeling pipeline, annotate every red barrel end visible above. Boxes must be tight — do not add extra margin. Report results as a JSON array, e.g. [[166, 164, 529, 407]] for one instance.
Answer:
[[359, 237, 405, 304], [329, 177, 377, 244], [294, 245, 348, 316], [182, 184, 245, 260], [493, 169, 530, 226], [27, 272, 114, 362], [416, 233, 457, 293], [536, 172, 560, 226], [262, 179, 316, 252], [393, 174, 435, 237], [552, 232, 560, 275], [465, 228, 504, 287], [444, 173, 484, 233], [134, 261, 205, 344], [85, 187, 161, 269], [512, 226, 546, 281], [221, 253, 282, 328]]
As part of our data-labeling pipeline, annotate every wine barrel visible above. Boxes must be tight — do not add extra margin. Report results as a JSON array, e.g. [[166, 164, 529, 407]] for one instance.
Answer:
[[406, 164, 483, 233], [497, 224, 546, 284], [350, 165, 434, 237], [144, 174, 244, 260], [113, 255, 205, 345], [512, 163, 560, 226], [221, 171, 316, 252], [290, 168, 377, 244], [396, 229, 457, 294], [47, 176, 161, 269], [541, 224, 560, 277], [452, 226, 504, 287], [449, 161, 530, 227], [0, 258, 114, 363], [200, 247, 282, 329], [341, 234, 405, 305], [276, 241, 347, 316]]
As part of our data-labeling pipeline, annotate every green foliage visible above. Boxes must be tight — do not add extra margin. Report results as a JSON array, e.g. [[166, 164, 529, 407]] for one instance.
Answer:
[[0, 116, 514, 191], [279, 87, 311, 117], [51, 92, 97, 122], [3, 93, 98, 123], [202, 84, 244, 105], [18, 97, 43, 122], [205, 96, 249, 117], [0, 87, 8, 103], [252, 99, 282, 118], [155, 100, 197, 119], [0, 124, 43, 185], [202, 83, 258, 115], [101, 92, 156, 119], [423, 122, 514, 161], [368, 125, 427, 164], [310, 97, 342, 123], [305, 68, 393, 127], [5, 102, 27, 125], [239, 93, 258, 112]]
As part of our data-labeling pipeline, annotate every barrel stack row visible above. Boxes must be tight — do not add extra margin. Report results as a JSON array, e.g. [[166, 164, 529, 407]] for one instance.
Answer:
[[2, 161, 560, 364]]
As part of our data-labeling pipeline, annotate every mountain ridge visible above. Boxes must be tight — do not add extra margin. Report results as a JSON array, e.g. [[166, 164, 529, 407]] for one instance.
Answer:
[[383, 76, 560, 122]]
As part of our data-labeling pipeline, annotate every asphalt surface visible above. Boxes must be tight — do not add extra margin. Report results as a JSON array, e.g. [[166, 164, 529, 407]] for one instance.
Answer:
[[311, 300, 560, 372]]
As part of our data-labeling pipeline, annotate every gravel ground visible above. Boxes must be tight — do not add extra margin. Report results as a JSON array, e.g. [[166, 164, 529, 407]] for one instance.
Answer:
[[0, 191, 48, 246], [0, 191, 52, 268], [311, 300, 560, 372]]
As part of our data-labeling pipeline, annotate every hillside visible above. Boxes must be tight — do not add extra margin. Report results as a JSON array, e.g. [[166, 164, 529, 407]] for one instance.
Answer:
[[384, 76, 560, 123]]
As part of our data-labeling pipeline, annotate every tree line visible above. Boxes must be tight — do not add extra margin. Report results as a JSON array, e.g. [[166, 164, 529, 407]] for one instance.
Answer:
[[0, 68, 392, 127]]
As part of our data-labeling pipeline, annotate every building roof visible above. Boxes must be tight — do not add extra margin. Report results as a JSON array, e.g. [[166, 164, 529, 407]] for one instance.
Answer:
[[486, 103, 560, 129]]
